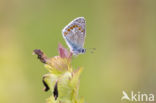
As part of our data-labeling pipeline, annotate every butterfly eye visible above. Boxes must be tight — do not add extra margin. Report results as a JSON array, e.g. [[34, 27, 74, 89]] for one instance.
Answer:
[[81, 49, 86, 53]]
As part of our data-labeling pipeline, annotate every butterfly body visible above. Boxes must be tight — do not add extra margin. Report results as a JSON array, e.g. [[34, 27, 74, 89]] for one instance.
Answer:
[[62, 17, 86, 55]]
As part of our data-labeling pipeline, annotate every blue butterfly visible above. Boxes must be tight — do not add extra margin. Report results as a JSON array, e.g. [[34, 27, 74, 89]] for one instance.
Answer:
[[62, 17, 86, 55]]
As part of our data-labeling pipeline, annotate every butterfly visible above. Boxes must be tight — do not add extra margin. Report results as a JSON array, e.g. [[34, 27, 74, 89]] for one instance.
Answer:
[[62, 17, 86, 55]]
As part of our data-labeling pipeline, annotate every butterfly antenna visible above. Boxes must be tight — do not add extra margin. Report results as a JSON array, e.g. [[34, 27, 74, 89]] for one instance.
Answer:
[[86, 48, 96, 54]]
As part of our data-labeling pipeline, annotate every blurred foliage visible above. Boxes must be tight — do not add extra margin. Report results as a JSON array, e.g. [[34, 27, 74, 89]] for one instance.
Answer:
[[0, 0, 156, 103]]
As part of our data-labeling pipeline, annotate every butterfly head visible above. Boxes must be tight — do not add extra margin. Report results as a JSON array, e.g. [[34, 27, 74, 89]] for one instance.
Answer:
[[81, 48, 86, 53], [72, 48, 86, 55]]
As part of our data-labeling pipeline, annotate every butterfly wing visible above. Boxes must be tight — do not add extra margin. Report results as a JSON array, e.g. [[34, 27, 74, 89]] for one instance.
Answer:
[[62, 17, 86, 52]]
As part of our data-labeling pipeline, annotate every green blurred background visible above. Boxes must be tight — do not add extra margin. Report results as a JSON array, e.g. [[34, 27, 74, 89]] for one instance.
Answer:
[[0, 0, 156, 103]]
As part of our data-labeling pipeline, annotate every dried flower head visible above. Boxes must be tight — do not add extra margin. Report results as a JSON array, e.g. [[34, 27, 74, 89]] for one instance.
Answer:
[[33, 43, 84, 103]]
